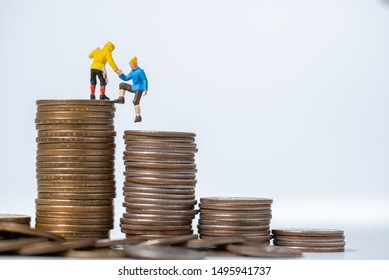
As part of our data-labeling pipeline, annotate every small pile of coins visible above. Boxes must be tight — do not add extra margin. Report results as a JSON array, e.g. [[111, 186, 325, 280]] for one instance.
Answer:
[[0, 220, 303, 259], [120, 130, 198, 239], [272, 228, 346, 252], [35, 100, 116, 240], [198, 197, 273, 245]]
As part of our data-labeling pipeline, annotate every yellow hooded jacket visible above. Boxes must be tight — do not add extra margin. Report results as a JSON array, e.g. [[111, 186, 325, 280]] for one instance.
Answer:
[[89, 41, 119, 72]]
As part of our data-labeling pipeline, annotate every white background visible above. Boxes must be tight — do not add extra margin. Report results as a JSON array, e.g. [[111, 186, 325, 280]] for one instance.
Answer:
[[0, 0, 388, 261]]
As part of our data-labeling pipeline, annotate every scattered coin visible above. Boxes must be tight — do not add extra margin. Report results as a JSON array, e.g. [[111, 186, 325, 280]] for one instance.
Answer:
[[18, 239, 96, 256], [63, 249, 127, 258], [226, 244, 303, 258], [0, 238, 48, 253], [185, 237, 246, 249], [0, 222, 64, 241], [0, 214, 31, 225], [95, 237, 147, 248], [125, 245, 204, 260], [137, 235, 198, 246]]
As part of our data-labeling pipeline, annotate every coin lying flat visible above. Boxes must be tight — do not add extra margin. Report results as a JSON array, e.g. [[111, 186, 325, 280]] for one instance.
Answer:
[[120, 218, 190, 226], [36, 161, 114, 168], [37, 143, 116, 150], [199, 219, 270, 226], [272, 235, 345, 243], [37, 187, 116, 194], [123, 192, 195, 200], [63, 249, 127, 258], [37, 167, 115, 174], [120, 223, 191, 231], [122, 213, 195, 221], [37, 174, 115, 180], [37, 180, 116, 187], [137, 235, 198, 247], [0, 222, 64, 241], [37, 105, 115, 112], [95, 237, 147, 248], [36, 124, 115, 131], [0, 214, 31, 225], [38, 130, 116, 137], [18, 239, 96, 256], [36, 224, 112, 233], [273, 240, 346, 248], [35, 118, 113, 125], [200, 197, 273, 205], [36, 99, 114, 106], [271, 228, 344, 237], [124, 130, 196, 138], [121, 229, 193, 236], [0, 238, 48, 253], [125, 245, 204, 260], [284, 246, 345, 253], [185, 237, 245, 249], [35, 199, 113, 206], [35, 211, 114, 219], [226, 244, 303, 258], [38, 193, 115, 200], [35, 205, 114, 212], [36, 217, 114, 225], [123, 186, 195, 194]]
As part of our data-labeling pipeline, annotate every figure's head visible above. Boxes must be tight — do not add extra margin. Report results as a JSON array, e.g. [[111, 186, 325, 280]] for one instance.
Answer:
[[104, 41, 115, 52], [129, 57, 138, 69]]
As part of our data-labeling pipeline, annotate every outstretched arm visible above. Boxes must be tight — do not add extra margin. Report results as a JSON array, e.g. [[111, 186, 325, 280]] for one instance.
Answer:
[[119, 71, 133, 81], [106, 53, 119, 72]]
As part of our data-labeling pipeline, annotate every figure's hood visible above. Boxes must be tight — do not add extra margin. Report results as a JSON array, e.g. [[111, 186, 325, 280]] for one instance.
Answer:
[[103, 41, 115, 52]]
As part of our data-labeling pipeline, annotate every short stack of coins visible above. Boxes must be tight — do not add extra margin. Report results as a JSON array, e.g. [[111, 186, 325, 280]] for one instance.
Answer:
[[198, 197, 273, 245], [35, 100, 116, 240], [272, 228, 345, 252], [120, 130, 198, 239]]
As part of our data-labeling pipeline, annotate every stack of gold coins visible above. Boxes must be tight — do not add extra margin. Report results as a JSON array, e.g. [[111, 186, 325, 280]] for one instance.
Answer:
[[198, 197, 273, 245], [34, 100, 116, 240], [120, 130, 198, 239], [272, 228, 346, 252]]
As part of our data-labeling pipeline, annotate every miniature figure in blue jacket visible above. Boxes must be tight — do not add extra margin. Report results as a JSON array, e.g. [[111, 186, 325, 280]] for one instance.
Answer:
[[114, 57, 148, 123]]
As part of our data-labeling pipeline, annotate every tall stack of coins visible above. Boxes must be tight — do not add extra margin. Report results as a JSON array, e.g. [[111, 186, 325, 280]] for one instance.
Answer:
[[35, 100, 116, 240], [120, 130, 198, 239], [198, 197, 273, 245], [272, 228, 346, 252]]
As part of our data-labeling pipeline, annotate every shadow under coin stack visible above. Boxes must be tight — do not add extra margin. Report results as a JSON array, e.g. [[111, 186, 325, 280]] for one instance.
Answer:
[[120, 130, 198, 240], [34, 100, 116, 240], [272, 228, 345, 252], [198, 197, 273, 245]]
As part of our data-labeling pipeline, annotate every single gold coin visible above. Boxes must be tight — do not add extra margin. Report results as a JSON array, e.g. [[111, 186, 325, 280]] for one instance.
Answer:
[[0, 222, 64, 241], [36, 99, 114, 106], [35, 205, 114, 212], [0, 214, 31, 225], [36, 200, 114, 209], [37, 104, 115, 112], [36, 217, 114, 225]]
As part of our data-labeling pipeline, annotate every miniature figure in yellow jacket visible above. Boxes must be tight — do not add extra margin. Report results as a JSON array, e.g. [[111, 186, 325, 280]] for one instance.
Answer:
[[89, 41, 120, 100]]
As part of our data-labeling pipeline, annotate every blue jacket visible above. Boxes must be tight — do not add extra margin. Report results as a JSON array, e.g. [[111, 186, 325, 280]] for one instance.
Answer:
[[119, 67, 148, 91]]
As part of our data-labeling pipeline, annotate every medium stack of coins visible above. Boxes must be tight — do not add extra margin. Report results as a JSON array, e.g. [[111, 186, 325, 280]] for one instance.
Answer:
[[198, 197, 273, 245], [35, 100, 116, 240], [120, 130, 198, 239], [272, 228, 346, 252]]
